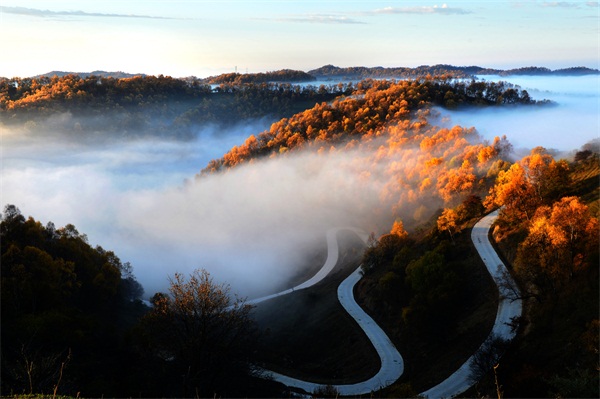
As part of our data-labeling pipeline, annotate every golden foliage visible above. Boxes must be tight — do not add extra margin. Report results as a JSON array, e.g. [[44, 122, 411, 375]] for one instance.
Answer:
[[485, 147, 570, 221], [391, 219, 409, 239], [516, 196, 599, 289], [202, 79, 517, 228], [437, 208, 461, 241]]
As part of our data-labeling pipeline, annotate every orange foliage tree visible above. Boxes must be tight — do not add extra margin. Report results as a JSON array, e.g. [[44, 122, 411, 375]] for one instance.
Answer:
[[515, 197, 599, 295], [437, 208, 461, 243], [201, 78, 522, 232], [485, 147, 570, 222]]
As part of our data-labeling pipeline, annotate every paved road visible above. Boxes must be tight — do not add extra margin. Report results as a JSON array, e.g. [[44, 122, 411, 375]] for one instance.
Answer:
[[245, 227, 369, 306], [256, 227, 404, 395], [256, 210, 521, 397], [420, 210, 522, 399]]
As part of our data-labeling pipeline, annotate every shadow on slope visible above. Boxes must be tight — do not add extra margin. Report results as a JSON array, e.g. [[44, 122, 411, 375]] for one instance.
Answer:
[[251, 230, 380, 385]]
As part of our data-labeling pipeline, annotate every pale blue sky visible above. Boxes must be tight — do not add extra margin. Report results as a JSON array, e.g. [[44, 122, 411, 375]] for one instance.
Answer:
[[1, 1, 598, 78]]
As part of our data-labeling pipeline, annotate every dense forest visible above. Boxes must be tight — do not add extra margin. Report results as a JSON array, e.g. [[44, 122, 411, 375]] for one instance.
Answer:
[[481, 147, 599, 398], [0, 208, 147, 396], [308, 64, 599, 80], [355, 145, 599, 398], [0, 74, 348, 139], [1, 71, 598, 398], [200, 69, 315, 85], [200, 77, 537, 177], [0, 206, 275, 397], [0, 72, 542, 142]]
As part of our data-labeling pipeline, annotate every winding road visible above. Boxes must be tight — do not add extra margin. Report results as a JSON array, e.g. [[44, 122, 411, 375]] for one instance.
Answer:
[[420, 209, 522, 398], [245, 227, 370, 306], [253, 210, 522, 398]]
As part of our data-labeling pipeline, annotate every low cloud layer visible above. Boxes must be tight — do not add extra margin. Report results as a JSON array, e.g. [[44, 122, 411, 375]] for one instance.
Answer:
[[434, 75, 599, 154], [2, 119, 387, 299], [0, 6, 177, 20], [2, 75, 595, 299], [372, 4, 471, 15]]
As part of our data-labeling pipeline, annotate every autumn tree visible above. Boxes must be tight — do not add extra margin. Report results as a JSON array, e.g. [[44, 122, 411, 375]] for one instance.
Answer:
[[458, 195, 485, 221], [437, 208, 461, 243], [521, 147, 570, 203], [437, 159, 477, 203], [1, 205, 146, 396], [514, 197, 599, 296], [390, 218, 408, 239], [485, 147, 569, 222], [547, 197, 598, 275], [139, 269, 259, 397]]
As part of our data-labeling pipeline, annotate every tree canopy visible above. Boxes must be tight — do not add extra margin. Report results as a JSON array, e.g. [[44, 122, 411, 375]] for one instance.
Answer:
[[1, 205, 146, 396], [138, 269, 258, 397]]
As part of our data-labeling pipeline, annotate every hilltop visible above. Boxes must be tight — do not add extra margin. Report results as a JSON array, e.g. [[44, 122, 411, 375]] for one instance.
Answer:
[[35, 70, 147, 79], [308, 64, 599, 80], [13, 64, 599, 82]]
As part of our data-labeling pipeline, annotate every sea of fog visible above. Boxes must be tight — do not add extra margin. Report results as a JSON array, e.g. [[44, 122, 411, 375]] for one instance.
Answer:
[[434, 74, 599, 154], [1, 75, 597, 298]]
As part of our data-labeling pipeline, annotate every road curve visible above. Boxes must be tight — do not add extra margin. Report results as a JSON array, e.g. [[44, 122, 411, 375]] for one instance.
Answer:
[[245, 227, 369, 306], [420, 209, 523, 399], [255, 210, 520, 397], [255, 227, 404, 395]]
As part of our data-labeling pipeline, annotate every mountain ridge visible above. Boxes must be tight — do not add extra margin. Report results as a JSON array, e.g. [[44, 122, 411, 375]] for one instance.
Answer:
[[22, 64, 600, 81]]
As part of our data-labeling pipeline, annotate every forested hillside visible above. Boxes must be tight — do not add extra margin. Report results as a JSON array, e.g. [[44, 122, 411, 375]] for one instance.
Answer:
[[0, 74, 347, 138], [0, 70, 553, 141], [308, 64, 599, 80], [200, 69, 315, 84], [354, 145, 599, 398], [1, 207, 146, 395], [0, 207, 272, 398], [2, 72, 597, 398], [201, 77, 537, 176], [198, 75, 598, 397], [482, 147, 599, 398]]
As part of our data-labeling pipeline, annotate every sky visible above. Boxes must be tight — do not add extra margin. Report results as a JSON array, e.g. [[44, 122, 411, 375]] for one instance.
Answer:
[[0, 0, 598, 78]]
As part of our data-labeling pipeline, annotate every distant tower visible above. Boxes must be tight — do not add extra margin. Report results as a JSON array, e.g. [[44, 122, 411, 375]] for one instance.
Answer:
[[235, 66, 237, 73]]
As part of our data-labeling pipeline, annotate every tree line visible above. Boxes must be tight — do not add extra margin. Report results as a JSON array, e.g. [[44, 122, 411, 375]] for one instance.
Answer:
[[201, 69, 315, 85], [307, 64, 599, 80], [356, 144, 599, 397], [0, 205, 276, 397], [0, 74, 541, 142], [201, 77, 538, 175], [0, 74, 348, 139]]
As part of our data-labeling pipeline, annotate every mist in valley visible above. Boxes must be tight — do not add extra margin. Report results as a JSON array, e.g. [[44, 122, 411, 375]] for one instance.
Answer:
[[2, 74, 597, 299], [2, 117, 392, 299], [434, 75, 599, 154]]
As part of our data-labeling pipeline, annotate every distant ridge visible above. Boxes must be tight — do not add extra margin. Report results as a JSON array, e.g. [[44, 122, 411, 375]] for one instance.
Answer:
[[201, 69, 315, 85], [15, 65, 599, 82], [36, 70, 146, 79], [307, 64, 600, 80]]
